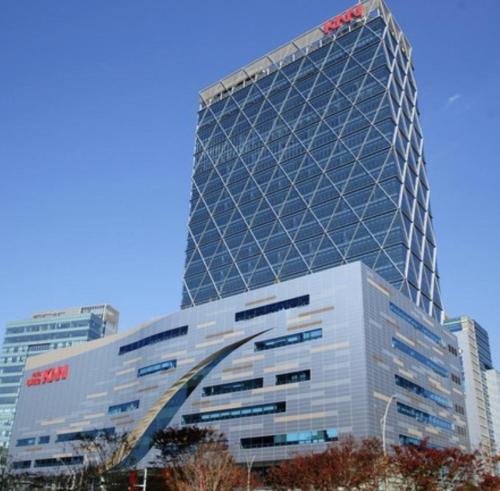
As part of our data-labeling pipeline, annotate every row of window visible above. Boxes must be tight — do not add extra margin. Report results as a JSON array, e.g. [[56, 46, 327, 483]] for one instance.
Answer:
[[16, 426, 117, 448], [4, 330, 92, 345], [389, 303, 442, 346], [137, 359, 176, 377], [118, 326, 188, 355], [182, 402, 286, 424], [398, 434, 442, 449], [13, 456, 84, 469], [56, 427, 115, 443], [397, 402, 453, 431], [394, 375, 450, 408], [108, 400, 139, 415], [235, 294, 309, 321], [241, 428, 338, 449], [6, 320, 95, 335], [202, 370, 311, 397], [16, 435, 49, 447], [255, 329, 322, 352], [202, 378, 263, 396], [392, 338, 448, 378]]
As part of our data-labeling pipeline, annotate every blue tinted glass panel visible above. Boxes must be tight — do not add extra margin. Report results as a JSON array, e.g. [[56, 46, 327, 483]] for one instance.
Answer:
[[399, 434, 421, 446], [389, 303, 442, 345], [392, 338, 448, 378], [34, 456, 83, 468], [235, 295, 309, 322], [56, 427, 115, 443], [202, 378, 263, 396], [395, 375, 450, 408], [182, 402, 286, 424], [119, 326, 188, 355], [137, 360, 176, 377], [241, 428, 337, 448], [276, 369, 311, 385], [16, 437, 36, 447], [255, 329, 322, 352], [108, 400, 140, 415], [397, 402, 453, 431]]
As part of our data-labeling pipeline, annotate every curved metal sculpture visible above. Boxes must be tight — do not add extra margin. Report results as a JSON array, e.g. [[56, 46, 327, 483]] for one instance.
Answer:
[[107, 329, 269, 470]]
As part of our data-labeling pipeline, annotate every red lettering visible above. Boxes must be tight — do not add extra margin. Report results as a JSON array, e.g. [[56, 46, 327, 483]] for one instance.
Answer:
[[352, 5, 363, 17], [342, 11, 353, 23], [26, 365, 70, 387], [59, 365, 69, 380], [322, 4, 364, 34]]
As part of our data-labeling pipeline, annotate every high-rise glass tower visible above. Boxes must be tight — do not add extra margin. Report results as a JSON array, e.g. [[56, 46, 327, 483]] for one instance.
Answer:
[[182, 0, 443, 321]]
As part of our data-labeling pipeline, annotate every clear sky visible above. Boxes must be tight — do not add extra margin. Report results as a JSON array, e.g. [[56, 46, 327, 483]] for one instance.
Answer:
[[1, 0, 499, 364]]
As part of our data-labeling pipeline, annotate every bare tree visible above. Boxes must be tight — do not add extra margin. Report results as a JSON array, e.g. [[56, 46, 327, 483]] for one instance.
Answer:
[[162, 440, 248, 491], [153, 426, 257, 491], [71, 430, 134, 490]]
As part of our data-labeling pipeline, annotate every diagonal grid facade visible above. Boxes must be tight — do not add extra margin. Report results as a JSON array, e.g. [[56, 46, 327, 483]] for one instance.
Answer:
[[182, 0, 443, 321]]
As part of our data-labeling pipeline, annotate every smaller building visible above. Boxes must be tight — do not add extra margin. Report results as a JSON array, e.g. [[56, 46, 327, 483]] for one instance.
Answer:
[[485, 369, 500, 458], [9, 263, 467, 473], [445, 316, 494, 454], [0, 305, 119, 449]]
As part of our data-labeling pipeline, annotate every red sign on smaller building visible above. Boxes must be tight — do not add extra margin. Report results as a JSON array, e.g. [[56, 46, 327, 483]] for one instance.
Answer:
[[322, 5, 363, 35], [26, 365, 69, 387]]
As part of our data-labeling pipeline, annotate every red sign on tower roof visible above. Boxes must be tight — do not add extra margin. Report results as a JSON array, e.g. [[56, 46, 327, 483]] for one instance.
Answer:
[[322, 5, 364, 35]]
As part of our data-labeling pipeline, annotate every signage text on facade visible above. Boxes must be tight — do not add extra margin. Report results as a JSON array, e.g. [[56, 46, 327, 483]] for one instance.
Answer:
[[322, 5, 363, 35], [26, 365, 69, 387]]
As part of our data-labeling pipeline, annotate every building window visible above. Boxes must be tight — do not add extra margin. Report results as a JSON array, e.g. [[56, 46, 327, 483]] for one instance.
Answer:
[[56, 427, 115, 443], [399, 434, 422, 446], [241, 428, 337, 449], [34, 456, 83, 468], [38, 435, 50, 444], [137, 360, 176, 377], [1, 365, 24, 374], [447, 344, 458, 357], [454, 404, 465, 415], [396, 402, 453, 431], [16, 437, 36, 447], [276, 369, 311, 385], [456, 426, 467, 437], [108, 400, 140, 415], [27, 344, 50, 353], [119, 326, 188, 355], [451, 373, 461, 385], [255, 329, 322, 352], [12, 460, 31, 469], [235, 295, 310, 322], [395, 375, 450, 408], [389, 303, 443, 346], [392, 338, 448, 378], [0, 387, 18, 395], [399, 434, 442, 449], [202, 378, 263, 397], [182, 402, 286, 424]]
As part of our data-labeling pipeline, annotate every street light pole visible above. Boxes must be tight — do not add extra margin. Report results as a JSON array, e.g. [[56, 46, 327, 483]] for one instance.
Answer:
[[380, 394, 397, 456]]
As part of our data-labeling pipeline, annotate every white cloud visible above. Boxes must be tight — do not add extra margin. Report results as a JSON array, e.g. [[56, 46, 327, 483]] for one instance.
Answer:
[[447, 93, 463, 107]]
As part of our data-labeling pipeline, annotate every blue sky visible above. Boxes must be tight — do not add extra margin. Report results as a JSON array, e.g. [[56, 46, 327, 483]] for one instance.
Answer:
[[1, 0, 499, 364]]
